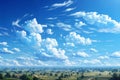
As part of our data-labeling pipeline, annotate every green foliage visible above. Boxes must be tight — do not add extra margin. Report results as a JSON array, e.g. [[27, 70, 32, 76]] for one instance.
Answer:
[[20, 74, 32, 80], [5, 73, 11, 78], [0, 73, 3, 79], [33, 76, 40, 80], [109, 73, 120, 80]]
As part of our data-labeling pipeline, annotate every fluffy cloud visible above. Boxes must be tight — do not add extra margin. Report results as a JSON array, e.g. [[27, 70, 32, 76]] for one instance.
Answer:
[[71, 11, 120, 33], [46, 29, 53, 35], [13, 48, 20, 52], [16, 57, 47, 66], [75, 21, 86, 28], [112, 51, 120, 57], [64, 42, 75, 47], [0, 42, 8, 46], [17, 30, 27, 38], [42, 38, 68, 60], [2, 48, 14, 54], [23, 18, 43, 33], [17, 30, 42, 46], [64, 59, 75, 66], [66, 32, 92, 45], [57, 22, 72, 31], [16, 18, 68, 61], [76, 51, 89, 57], [51, 0, 73, 8], [98, 56, 109, 59]]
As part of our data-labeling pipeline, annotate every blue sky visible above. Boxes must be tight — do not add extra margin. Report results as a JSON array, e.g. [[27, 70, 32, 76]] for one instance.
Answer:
[[0, 0, 120, 67]]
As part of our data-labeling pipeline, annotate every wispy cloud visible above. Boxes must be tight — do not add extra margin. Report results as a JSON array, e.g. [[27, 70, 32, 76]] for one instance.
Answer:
[[64, 7, 75, 12], [12, 19, 21, 28], [90, 48, 98, 53], [52, 0, 73, 8], [83, 59, 101, 65], [76, 51, 89, 57], [47, 17, 57, 20], [48, 0, 73, 10], [56, 22, 72, 31]]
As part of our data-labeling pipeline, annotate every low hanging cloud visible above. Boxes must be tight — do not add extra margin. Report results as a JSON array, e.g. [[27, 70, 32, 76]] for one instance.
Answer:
[[83, 59, 101, 65], [70, 11, 120, 33]]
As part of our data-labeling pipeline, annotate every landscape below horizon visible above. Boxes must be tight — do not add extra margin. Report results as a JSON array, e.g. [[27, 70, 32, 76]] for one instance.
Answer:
[[1, 0, 120, 67]]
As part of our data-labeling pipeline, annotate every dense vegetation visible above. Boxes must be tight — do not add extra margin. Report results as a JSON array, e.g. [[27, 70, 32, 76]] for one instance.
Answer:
[[0, 67, 120, 80]]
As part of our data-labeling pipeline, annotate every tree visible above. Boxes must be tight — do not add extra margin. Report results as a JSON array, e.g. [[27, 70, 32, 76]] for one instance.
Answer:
[[109, 73, 120, 80], [33, 76, 40, 80], [5, 72, 11, 78], [20, 74, 32, 80], [81, 73, 84, 79], [0, 73, 3, 79]]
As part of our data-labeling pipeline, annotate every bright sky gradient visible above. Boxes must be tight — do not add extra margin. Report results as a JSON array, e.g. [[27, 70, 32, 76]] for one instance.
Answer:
[[0, 0, 120, 67]]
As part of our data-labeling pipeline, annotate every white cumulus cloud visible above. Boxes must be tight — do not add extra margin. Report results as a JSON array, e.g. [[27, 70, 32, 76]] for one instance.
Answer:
[[76, 51, 89, 57], [23, 18, 43, 33], [75, 21, 86, 28], [66, 32, 92, 45], [0, 42, 8, 46], [2, 48, 14, 54], [112, 51, 120, 57], [98, 56, 109, 59], [71, 11, 120, 33], [46, 29, 53, 35], [13, 48, 20, 52]]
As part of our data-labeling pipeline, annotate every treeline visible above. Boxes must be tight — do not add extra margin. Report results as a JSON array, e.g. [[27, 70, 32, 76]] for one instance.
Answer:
[[0, 70, 120, 80]]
